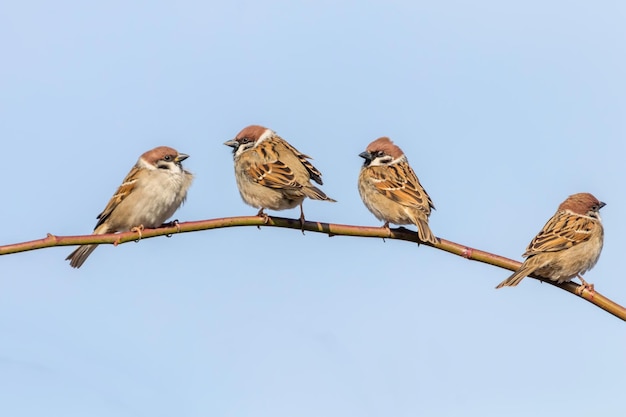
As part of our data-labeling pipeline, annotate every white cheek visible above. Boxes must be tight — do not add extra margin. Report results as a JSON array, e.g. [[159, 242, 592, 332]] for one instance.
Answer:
[[367, 158, 388, 167], [368, 155, 404, 167], [234, 142, 256, 158], [234, 146, 246, 158], [161, 162, 184, 173]]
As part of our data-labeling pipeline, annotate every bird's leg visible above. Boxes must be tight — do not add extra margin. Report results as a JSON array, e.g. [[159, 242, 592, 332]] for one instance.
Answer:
[[256, 208, 270, 229], [299, 204, 306, 234], [380, 222, 391, 240], [575, 274, 595, 297], [256, 208, 270, 223], [131, 225, 144, 242]]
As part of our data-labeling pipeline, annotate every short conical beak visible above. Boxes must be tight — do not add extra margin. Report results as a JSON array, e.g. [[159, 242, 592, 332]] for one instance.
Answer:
[[599, 201, 607, 209], [358, 151, 372, 161], [224, 139, 239, 148], [175, 153, 189, 163]]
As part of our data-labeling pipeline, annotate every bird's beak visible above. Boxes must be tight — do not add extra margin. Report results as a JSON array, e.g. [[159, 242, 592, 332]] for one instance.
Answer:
[[599, 201, 607, 209], [224, 139, 239, 149], [175, 153, 189, 163], [358, 151, 372, 161]]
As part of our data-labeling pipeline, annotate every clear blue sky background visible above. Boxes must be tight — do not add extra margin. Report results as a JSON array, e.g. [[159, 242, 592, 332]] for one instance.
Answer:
[[1, 1, 625, 416]]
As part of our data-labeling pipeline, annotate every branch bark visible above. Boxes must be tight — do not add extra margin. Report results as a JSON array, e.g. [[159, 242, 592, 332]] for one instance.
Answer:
[[2, 215, 624, 321]]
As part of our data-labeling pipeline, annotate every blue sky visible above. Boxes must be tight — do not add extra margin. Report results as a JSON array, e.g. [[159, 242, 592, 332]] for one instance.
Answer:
[[1, 1, 625, 416]]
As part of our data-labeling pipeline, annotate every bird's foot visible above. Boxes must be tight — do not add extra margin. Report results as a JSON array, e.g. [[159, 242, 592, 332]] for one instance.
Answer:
[[131, 225, 144, 242], [162, 220, 181, 237], [575, 275, 595, 297], [162, 219, 181, 232], [256, 208, 270, 229], [380, 222, 392, 240]]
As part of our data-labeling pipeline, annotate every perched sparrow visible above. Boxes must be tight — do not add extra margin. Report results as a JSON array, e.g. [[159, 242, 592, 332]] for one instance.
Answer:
[[224, 125, 335, 222], [495, 192, 605, 290], [358, 137, 437, 244], [66, 146, 194, 268]]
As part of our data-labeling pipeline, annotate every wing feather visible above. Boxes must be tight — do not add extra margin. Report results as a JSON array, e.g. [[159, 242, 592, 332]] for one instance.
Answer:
[[523, 211, 595, 257], [279, 139, 323, 185], [246, 160, 302, 191], [94, 166, 140, 229], [368, 164, 434, 213]]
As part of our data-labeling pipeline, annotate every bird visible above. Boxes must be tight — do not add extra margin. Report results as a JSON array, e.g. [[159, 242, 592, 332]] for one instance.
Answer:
[[358, 137, 437, 244], [495, 192, 605, 291], [66, 146, 194, 268], [224, 125, 335, 224]]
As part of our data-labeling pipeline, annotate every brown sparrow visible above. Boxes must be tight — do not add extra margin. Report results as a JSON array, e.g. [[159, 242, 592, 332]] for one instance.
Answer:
[[495, 192, 605, 290], [358, 137, 437, 244], [224, 125, 335, 222], [66, 146, 194, 268]]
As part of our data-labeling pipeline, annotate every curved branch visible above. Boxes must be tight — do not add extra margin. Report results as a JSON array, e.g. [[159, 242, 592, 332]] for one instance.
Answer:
[[2, 215, 624, 321]]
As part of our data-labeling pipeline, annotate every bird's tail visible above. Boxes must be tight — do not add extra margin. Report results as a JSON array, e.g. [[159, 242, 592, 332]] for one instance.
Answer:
[[66, 224, 109, 268], [415, 218, 438, 245], [303, 185, 336, 202], [407, 212, 437, 245], [495, 264, 534, 289], [66, 244, 99, 269]]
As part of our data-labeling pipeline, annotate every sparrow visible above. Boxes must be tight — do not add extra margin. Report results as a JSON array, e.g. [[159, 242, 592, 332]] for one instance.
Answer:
[[358, 137, 437, 244], [66, 146, 194, 268], [224, 125, 335, 223], [495, 192, 605, 290]]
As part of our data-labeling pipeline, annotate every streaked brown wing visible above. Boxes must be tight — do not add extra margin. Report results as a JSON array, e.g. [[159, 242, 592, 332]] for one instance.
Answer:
[[246, 160, 302, 191], [523, 211, 595, 256], [278, 138, 323, 185], [369, 164, 434, 212], [94, 166, 140, 229]]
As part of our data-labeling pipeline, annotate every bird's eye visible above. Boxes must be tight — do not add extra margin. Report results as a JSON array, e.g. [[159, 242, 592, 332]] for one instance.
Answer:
[[591, 205, 598, 211], [163, 155, 172, 161], [375, 151, 385, 158], [240, 137, 250, 144]]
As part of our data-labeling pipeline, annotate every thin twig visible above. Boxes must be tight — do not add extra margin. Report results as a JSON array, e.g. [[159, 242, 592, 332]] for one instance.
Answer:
[[1, 215, 624, 321]]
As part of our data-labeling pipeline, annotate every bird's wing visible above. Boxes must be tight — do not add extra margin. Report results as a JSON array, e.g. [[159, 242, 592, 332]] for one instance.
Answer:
[[367, 164, 434, 213], [94, 166, 141, 229], [523, 211, 596, 256]]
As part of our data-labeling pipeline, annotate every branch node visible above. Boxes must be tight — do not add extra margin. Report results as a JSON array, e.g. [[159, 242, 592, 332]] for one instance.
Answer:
[[461, 247, 473, 259]]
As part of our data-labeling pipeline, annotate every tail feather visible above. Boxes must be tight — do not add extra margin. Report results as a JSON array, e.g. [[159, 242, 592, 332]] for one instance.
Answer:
[[416, 218, 438, 245], [66, 244, 98, 269], [407, 211, 437, 245], [303, 185, 336, 202], [495, 265, 534, 289]]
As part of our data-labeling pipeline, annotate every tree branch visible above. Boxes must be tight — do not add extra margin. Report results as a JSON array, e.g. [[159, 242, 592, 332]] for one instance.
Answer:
[[2, 215, 624, 321]]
